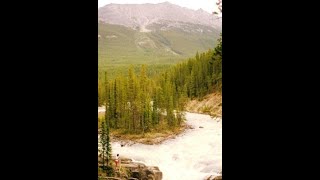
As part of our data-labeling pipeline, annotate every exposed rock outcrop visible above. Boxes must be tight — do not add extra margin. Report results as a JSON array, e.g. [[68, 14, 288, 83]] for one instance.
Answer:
[[100, 178, 121, 180], [99, 157, 162, 180], [122, 162, 162, 180], [205, 174, 222, 180], [185, 93, 222, 118], [98, 2, 222, 30]]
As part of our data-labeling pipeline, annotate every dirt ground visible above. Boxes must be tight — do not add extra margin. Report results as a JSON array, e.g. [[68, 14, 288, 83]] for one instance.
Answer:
[[185, 93, 222, 117]]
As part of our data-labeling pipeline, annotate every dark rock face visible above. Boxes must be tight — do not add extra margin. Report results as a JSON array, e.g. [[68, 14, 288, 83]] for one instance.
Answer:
[[99, 177, 121, 180], [120, 158, 162, 180], [99, 155, 163, 179], [131, 171, 140, 179], [205, 175, 222, 180]]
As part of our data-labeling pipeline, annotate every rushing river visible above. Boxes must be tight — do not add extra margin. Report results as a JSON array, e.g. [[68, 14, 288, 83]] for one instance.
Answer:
[[99, 111, 222, 180]]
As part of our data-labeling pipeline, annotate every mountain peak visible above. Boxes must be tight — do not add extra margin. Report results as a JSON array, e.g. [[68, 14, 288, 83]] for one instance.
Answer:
[[197, 8, 204, 12], [98, 2, 222, 30], [160, 1, 171, 4], [158, 1, 175, 6]]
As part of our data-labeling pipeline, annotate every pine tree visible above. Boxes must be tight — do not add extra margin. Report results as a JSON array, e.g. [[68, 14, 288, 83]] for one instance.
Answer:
[[145, 94, 152, 131], [114, 79, 119, 128], [196, 51, 200, 61], [167, 95, 175, 127], [128, 66, 136, 132], [120, 76, 129, 130], [105, 72, 109, 123], [98, 79, 104, 106], [139, 65, 148, 134], [106, 119, 112, 166], [151, 89, 159, 126], [103, 72, 112, 166], [98, 36, 221, 135], [100, 121, 107, 170]]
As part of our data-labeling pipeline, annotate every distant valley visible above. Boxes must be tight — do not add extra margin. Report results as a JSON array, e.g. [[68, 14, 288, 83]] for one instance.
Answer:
[[98, 1, 221, 78]]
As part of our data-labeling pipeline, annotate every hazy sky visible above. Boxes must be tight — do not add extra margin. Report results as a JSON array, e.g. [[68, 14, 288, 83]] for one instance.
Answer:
[[98, 0, 220, 14]]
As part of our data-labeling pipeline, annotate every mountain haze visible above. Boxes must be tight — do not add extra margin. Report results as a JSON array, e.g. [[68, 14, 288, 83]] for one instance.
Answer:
[[98, 1, 221, 31], [98, 1, 221, 78]]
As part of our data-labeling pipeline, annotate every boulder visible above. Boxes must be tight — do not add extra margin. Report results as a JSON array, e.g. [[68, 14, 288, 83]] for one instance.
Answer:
[[205, 175, 222, 180], [119, 158, 132, 164], [121, 163, 140, 169], [126, 164, 162, 180], [147, 174, 155, 180], [131, 170, 141, 179], [199, 126, 204, 128], [148, 166, 159, 171], [145, 169, 153, 176], [121, 162, 146, 171], [136, 162, 146, 168], [153, 170, 162, 180], [98, 156, 162, 180], [99, 177, 121, 180]]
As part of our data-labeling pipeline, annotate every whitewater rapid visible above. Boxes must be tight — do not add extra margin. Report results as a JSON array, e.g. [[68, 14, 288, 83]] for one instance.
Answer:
[[98, 106, 105, 113], [99, 111, 222, 180]]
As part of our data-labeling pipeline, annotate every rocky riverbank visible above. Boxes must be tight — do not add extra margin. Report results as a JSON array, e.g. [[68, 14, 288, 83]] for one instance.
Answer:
[[99, 112, 222, 180], [185, 93, 222, 118], [98, 156, 162, 180], [110, 122, 192, 146], [205, 172, 222, 180]]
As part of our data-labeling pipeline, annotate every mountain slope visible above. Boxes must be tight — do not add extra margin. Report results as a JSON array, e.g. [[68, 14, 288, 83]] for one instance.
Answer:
[[98, 2, 221, 31], [98, 23, 220, 63], [98, 2, 221, 79]]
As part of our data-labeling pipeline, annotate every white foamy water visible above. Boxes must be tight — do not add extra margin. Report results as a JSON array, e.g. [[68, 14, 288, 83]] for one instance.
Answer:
[[99, 112, 222, 180], [98, 106, 105, 113]]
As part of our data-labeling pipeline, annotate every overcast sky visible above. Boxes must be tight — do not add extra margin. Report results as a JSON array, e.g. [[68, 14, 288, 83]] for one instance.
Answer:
[[98, 0, 221, 14]]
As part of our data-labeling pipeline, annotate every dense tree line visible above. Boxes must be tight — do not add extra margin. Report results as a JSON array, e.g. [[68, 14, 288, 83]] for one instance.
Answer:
[[99, 35, 222, 133], [169, 34, 222, 100], [98, 64, 174, 106], [102, 64, 184, 133]]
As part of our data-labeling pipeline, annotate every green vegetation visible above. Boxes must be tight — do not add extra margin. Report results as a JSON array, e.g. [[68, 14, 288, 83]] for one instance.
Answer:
[[98, 166, 115, 178], [98, 3, 222, 175], [102, 64, 184, 133], [99, 119, 112, 174], [99, 34, 222, 134], [98, 22, 220, 80], [99, 121, 112, 164]]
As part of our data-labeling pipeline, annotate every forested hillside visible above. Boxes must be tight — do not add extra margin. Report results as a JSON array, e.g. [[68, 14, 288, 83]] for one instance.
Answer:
[[98, 2, 221, 81], [99, 35, 222, 134]]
